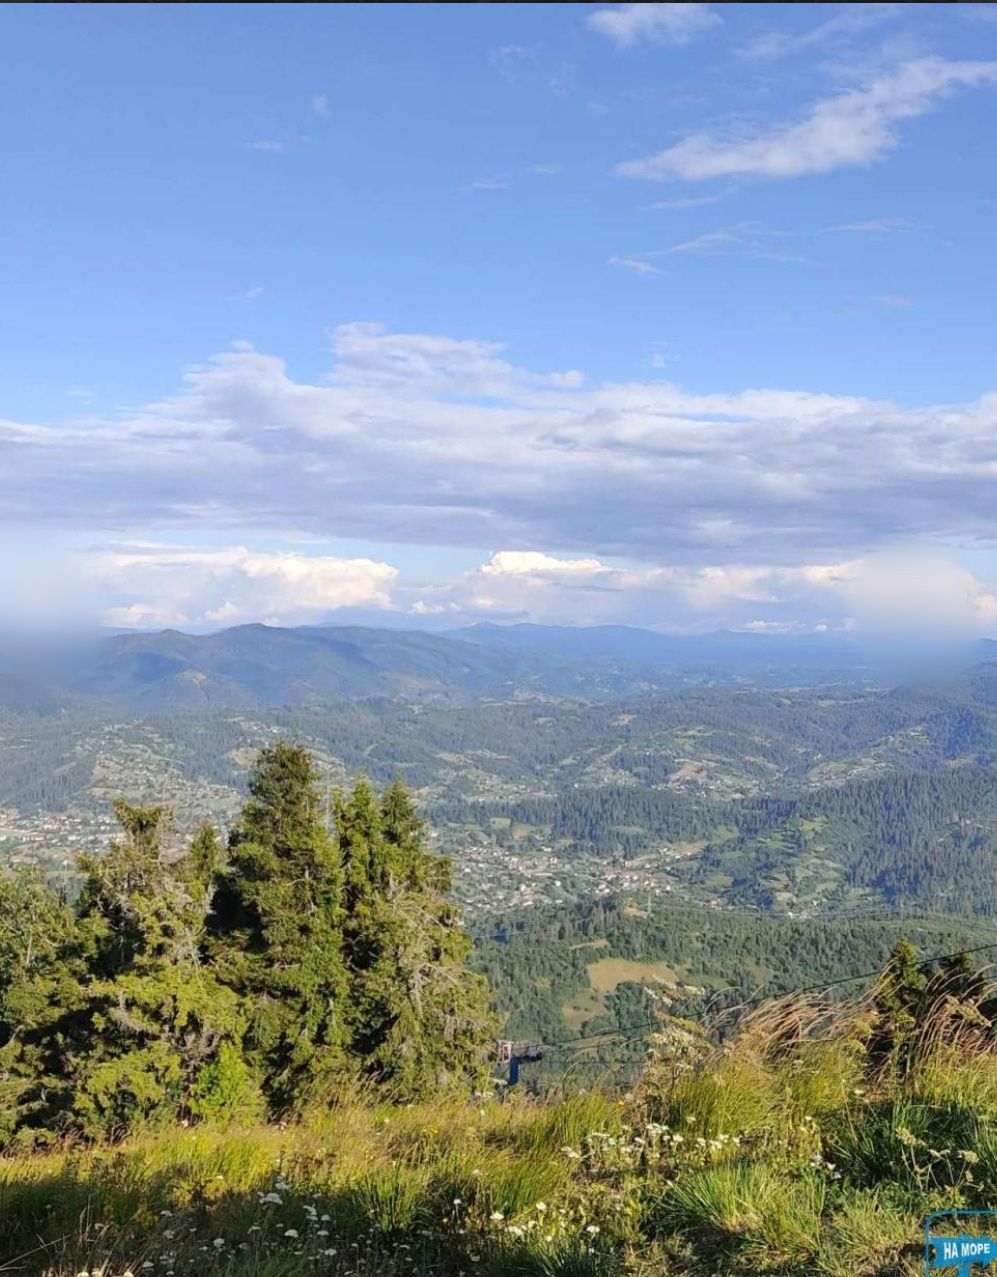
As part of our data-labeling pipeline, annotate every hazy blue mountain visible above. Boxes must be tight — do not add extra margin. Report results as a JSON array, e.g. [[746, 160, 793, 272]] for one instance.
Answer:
[[50, 623, 653, 713], [452, 622, 866, 670], [2, 621, 996, 717]]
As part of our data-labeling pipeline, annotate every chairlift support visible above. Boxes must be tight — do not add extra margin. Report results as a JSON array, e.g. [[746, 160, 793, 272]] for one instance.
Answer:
[[496, 1038, 543, 1086]]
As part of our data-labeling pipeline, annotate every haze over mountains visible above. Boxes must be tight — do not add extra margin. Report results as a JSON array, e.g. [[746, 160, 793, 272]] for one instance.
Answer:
[[2, 620, 996, 716], [0, 624, 967, 717]]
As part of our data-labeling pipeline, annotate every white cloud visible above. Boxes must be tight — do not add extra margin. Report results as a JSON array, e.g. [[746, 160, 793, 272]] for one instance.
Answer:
[[663, 223, 806, 262], [464, 176, 508, 192], [738, 4, 900, 61], [608, 254, 662, 276], [873, 293, 914, 308], [88, 546, 399, 630], [646, 191, 729, 210], [826, 217, 912, 233], [7, 322, 997, 614], [311, 93, 329, 118], [615, 57, 997, 182], [588, 3, 720, 47], [247, 140, 286, 153], [438, 550, 997, 634]]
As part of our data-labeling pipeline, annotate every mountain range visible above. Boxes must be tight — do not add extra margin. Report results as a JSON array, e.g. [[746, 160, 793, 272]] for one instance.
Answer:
[[1, 620, 996, 715]]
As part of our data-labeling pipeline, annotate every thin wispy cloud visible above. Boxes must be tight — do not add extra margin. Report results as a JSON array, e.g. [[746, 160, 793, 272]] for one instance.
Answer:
[[310, 93, 329, 118], [646, 191, 730, 210], [608, 254, 662, 276], [826, 217, 913, 233], [247, 140, 286, 153], [873, 293, 914, 308], [738, 4, 901, 61], [588, 3, 720, 48], [663, 223, 807, 263], [616, 57, 997, 182], [463, 176, 508, 193]]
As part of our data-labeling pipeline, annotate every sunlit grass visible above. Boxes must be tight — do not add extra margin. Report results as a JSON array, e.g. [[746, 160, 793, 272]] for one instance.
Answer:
[[7, 982, 997, 1275]]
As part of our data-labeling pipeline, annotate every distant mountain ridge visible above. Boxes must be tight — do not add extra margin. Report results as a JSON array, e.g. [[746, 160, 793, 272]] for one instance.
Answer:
[[3, 623, 651, 715], [0, 620, 995, 716]]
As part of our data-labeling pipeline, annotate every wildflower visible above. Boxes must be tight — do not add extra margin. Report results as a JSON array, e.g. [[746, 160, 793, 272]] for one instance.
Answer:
[[489, 1212, 504, 1222], [586, 1224, 600, 1235], [260, 1192, 283, 1205], [283, 1228, 299, 1238], [317, 1229, 329, 1236], [962, 1150, 980, 1164], [535, 1202, 547, 1212], [213, 1239, 226, 1249]]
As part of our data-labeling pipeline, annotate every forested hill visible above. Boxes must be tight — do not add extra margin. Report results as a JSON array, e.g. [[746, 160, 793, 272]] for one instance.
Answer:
[[472, 897, 997, 1086]]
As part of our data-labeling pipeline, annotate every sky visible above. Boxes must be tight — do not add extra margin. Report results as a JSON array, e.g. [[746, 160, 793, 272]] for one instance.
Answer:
[[3, 2, 997, 635]]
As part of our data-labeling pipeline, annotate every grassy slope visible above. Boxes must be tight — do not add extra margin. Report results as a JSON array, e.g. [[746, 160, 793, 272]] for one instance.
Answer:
[[4, 993, 997, 1277]]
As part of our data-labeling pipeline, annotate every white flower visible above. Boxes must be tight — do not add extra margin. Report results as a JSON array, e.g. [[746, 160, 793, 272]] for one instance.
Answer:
[[317, 1230, 329, 1236], [260, 1192, 283, 1205], [489, 1212, 504, 1222], [535, 1202, 547, 1212], [283, 1228, 299, 1238], [586, 1224, 600, 1235], [213, 1238, 226, 1249]]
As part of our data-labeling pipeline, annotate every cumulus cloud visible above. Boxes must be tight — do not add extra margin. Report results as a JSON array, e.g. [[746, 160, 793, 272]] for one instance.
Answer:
[[615, 57, 997, 181], [5, 322, 997, 607], [588, 3, 720, 47], [431, 550, 997, 634], [86, 546, 398, 630]]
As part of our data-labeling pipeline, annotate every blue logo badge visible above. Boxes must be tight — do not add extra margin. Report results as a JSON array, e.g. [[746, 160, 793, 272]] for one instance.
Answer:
[[926, 1212, 997, 1277]]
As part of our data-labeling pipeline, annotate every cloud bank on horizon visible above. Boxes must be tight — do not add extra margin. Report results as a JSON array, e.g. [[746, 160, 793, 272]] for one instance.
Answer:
[[1, 2, 996, 635], [4, 323, 997, 635]]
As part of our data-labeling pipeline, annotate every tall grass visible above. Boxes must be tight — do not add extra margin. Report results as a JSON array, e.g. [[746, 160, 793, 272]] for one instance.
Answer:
[[6, 972, 997, 1276]]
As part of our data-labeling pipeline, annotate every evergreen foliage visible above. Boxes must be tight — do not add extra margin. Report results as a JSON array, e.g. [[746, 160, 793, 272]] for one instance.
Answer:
[[0, 743, 496, 1144]]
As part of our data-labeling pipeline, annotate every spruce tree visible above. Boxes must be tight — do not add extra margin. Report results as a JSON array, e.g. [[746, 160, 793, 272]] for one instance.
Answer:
[[69, 803, 250, 1137], [208, 743, 349, 1111], [340, 777, 498, 1097], [0, 871, 79, 1142], [867, 938, 927, 1075]]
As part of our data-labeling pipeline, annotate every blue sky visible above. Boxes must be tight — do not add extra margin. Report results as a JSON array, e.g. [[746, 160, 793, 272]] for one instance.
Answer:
[[3, 3, 997, 634]]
